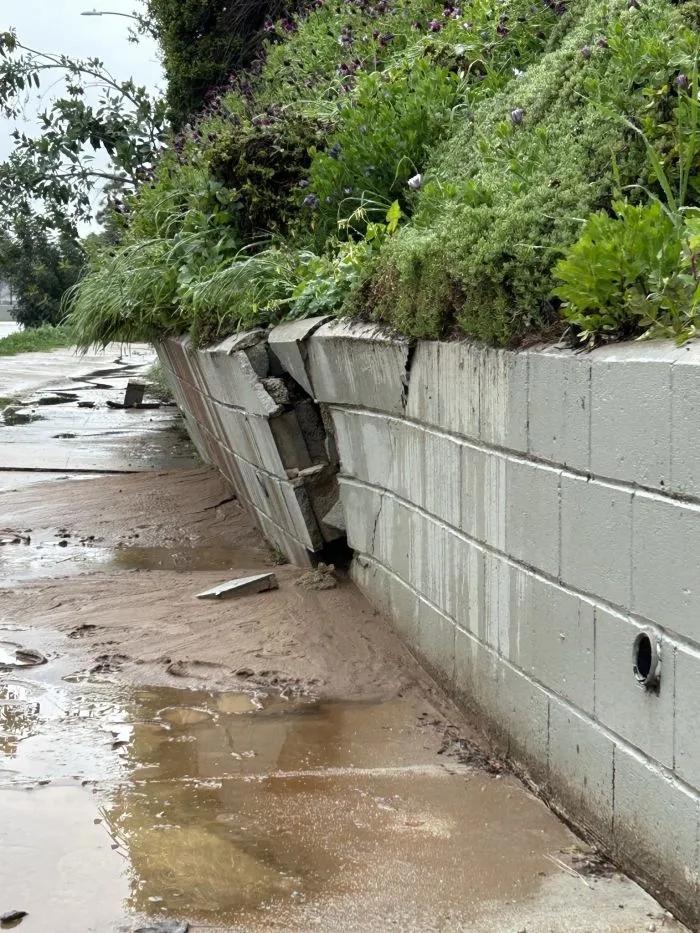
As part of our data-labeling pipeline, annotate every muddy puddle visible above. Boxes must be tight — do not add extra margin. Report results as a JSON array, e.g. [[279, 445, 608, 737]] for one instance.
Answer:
[[0, 628, 683, 933], [0, 535, 268, 585]]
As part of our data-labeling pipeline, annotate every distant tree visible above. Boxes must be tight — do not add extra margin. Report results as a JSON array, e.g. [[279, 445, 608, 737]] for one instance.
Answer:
[[0, 29, 167, 228], [0, 216, 85, 327]]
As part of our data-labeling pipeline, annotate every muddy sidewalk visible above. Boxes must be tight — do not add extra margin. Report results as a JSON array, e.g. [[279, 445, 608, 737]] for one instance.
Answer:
[[0, 420, 687, 930]]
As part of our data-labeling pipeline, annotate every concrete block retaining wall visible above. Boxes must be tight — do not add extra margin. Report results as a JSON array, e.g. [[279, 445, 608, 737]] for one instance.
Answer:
[[158, 322, 700, 927]]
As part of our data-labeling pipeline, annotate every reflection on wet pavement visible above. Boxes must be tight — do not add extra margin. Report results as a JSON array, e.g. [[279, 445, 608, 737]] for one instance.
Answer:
[[0, 347, 198, 474], [0, 632, 685, 933], [0, 538, 269, 586]]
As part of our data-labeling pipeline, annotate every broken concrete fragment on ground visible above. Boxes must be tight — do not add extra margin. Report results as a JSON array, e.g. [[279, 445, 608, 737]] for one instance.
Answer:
[[196, 572, 279, 600], [0, 909, 28, 926]]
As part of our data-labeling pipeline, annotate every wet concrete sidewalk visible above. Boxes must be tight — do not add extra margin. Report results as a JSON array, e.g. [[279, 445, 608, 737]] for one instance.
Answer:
[[0, 343, 688, 933], [0, 343, 195, 478]]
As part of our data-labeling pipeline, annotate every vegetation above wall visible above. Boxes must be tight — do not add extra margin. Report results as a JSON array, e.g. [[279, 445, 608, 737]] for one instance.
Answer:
[[68, 0, 700, 349]]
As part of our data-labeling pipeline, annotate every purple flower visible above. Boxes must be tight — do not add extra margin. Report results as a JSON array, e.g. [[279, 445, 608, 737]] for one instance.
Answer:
[[303, 194, 319, 209], [596, 37, 608, 48], [510, 107, 525, 125], [428, 19, 442, 32], [299, 179, 310, 188], [580, 45, 591, 59], [675, 73, 690, 90]]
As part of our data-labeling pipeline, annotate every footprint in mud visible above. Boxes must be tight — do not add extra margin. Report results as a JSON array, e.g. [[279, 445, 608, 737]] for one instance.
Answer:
[[0, 642, 47, 670], [91, 653, 130, 675], [67, 624, 99, 639], [162, 659, 230, 680]]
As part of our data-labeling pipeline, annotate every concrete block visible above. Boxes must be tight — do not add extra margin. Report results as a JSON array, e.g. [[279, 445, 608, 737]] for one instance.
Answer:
[[449, 531, 484, 636], [196, 573, 278, 600], [409, 511, 457, 621], [482, 550, 511, 653], [306, 320, 410, 415], [473, 452, 507, 552], [351, 555, 392, 618], [209, 401, 264, 469], [244, 412, 288, 476], [460, 443, 488, 541], [195, 345, 282, 417], [414, 597, 456, 689], [479, 347, 528, 452], [560, 475, 632, 607], [505, 458, 560, 578], [268, 316, 331, 397], [253, 508, 313, 568], [180, 410, 209, 464], [527, 350, 590, 471], [632, 492, 700, 640], [333, 410, 393, 488], [389, 571, 420, 644], [423, 431, 463, 527], [613, 746, 699, 917], [321, 500, 346, 535], [269, 411, 312, 471], [671, 360, 700, 498], [233, 455, 322, 551], [453, 625, 480, 711], [406, 341, 480, 439], [591, 357, 671, 489], [510, 568, 595, 712], [404, 341, 441, 427], [467, 641, 550, 781], [594, 607, 675, 766], [387, 419, 425, 506], [548, 700, 615, 838], [673, 645, 700, 786], [381, 496, 412, 582], [339, 480, 381, 556]]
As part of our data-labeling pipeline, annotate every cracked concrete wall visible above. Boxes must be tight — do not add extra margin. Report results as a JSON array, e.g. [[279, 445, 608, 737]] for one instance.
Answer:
[[156, 333, 343, 568], [303, 330, 700, 929], [159, 322, 700, 928]]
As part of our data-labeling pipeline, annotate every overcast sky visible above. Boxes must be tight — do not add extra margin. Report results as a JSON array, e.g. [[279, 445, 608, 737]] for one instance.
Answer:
[[1, 0, 163, 217]]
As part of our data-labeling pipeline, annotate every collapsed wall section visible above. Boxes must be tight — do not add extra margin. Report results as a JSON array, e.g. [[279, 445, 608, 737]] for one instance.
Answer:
[[156, 325, 343, 567], [158, 320, 700, 928]]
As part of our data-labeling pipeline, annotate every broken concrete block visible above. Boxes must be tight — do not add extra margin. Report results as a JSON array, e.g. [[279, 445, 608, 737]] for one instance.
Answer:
[[124, 381, 146, 408], [268, 316, 331, 397], [306, 320, 411, 415], [262, 377, 291, 407], [196, 573, 279, 600], [322, 500, 346, 534], [270, 411, 313, 471]]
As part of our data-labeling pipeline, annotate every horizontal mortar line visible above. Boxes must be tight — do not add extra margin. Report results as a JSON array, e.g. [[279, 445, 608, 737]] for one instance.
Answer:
[[340, 474, 700, 656], [355, 550, 700, 805], [330, 403, 700, 509]]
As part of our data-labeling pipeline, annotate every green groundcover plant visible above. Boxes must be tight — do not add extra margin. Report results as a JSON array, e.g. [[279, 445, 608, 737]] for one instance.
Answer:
[[67, 0, 700, 350]]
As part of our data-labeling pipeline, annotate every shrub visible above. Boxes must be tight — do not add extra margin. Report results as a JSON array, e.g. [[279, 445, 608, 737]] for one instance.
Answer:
[[553, 201, 689, 344], [361, 0, 700, 344]]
